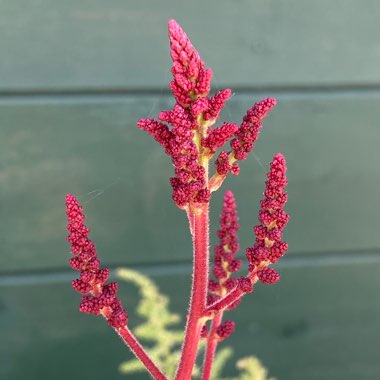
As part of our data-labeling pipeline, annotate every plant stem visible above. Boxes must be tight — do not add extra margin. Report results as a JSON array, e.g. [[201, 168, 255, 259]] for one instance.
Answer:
[[175, 204, 210, 380], [117, 325, 168, 380], [205, 288, 244, 313], [205, 270, 262, 314], [201, 311, 223, 380]]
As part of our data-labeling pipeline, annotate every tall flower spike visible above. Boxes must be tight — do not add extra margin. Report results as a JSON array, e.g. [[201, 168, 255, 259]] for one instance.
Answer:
[[66, 194, 128, 328], [245, 153, 289, 281], [202, 190, 240, 379], [66, 195, 168, 380], [209, 190, 241, 291]]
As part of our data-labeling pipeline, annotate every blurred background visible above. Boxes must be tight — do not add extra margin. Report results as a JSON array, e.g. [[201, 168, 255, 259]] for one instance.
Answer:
[[1, 1, 380, 379]]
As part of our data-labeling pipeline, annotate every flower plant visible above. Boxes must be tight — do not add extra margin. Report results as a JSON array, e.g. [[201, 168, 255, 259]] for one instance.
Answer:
[[65, 19, 289, 380]]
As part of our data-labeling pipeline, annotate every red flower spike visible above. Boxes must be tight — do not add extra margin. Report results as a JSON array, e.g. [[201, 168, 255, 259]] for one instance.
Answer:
[[204, 189, 242, 364], [136, 20, 288, 380], [202, 122, 239, 154], [244, 153, 289, 285], [66, 194, 128, 328], [216, 320, 235, 340], [203, 89, 232, 121], [257, 267, 280, 284]]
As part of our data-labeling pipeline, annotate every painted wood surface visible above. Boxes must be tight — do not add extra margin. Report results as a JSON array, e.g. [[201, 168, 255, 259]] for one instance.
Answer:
[[0, 0, 380, 91], [1, 260, 379, 380], [1, 92, 380, 272]]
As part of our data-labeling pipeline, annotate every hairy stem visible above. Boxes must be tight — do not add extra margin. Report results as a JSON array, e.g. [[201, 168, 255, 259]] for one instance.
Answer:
[[206, 288, 244, 313], [201, 311, 223, 380], [175, 204, 210, 379], [116, 325, 168, 380], [205, 270, 262, 314]]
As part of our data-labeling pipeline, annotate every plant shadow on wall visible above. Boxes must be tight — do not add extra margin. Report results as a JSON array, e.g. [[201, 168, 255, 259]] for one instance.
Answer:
[[65, 19, 289, 380]]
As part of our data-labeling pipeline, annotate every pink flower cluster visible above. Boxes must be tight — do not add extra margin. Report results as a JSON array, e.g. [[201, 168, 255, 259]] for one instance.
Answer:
[[66, 194, 128, 328], [214, 97, 277, 176], [137, 109, 210, 208], [245, 153, 290, 283], [208, 191, 241, 305], [167, 19, 212, 107], [138, 20, 276, 210]]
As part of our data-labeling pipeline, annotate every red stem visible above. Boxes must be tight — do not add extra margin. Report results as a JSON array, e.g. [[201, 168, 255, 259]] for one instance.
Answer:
[[201, 311, 223, 380], [175, 204, 210, 380], [117, 325, 168, 380], [205, 270, 261, 314], [205, 287, 244, 314]]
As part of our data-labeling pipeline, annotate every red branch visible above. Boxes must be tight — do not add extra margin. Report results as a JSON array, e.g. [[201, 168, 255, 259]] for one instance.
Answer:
[[175, 204, 210, 379], [117, 326, 168, 380], [202, 312, 223, 380]]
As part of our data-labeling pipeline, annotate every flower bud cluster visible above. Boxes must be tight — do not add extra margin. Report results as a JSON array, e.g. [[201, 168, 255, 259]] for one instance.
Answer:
[[206, 190, 243, 336], [138, 20, 264, 210], [245, 153, 289, 284], [216, 320, 235, 340], [209, 190, 241, 290], [168, 19, 212, 107], [66, 194, 128, 328], [215, 98, 277, 177], [138, 106, 210, 208]]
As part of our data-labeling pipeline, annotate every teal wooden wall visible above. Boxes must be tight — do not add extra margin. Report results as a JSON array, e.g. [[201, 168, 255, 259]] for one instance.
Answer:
[[1, 1, 380, 379]]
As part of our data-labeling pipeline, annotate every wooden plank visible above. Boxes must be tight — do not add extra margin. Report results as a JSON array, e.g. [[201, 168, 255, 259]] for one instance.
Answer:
[[1, 92, 380, 272], [1, 261, 379, 380], [1, 0, 380, 90]]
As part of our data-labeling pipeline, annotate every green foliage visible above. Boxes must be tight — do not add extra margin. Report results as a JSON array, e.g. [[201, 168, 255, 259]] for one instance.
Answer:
[[233, 357, 276, 380], [116, 268, 275, 380], [117, 268, 184, 378]]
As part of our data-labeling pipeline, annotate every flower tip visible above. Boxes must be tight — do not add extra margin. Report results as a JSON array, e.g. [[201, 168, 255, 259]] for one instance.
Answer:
[[222, 88, 232, 97], [168, 19, 179, 28], [224, 189, 235, 199], [270, 153, 287, 174], [168, 19, 183, 37], [273, 152, 286, 162], [65, 193, 76, 203]]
